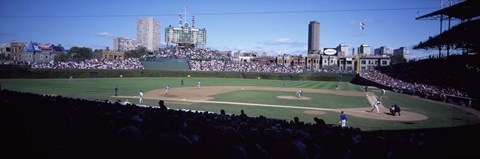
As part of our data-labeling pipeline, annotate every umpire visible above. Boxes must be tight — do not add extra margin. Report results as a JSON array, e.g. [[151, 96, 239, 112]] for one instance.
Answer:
[[390, 104, 401, 116]]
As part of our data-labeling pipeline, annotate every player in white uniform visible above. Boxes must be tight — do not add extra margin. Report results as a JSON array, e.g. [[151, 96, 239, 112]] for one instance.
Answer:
[[197, 81, 201, 89], [139, 90, 144, 104], [370, 98, 381, 113], [164, 85, 171, 95], [296, 90, 303, 98]]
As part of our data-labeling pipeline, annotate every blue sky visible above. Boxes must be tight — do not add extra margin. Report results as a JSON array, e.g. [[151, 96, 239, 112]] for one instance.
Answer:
[[0, 0, 453, 58]]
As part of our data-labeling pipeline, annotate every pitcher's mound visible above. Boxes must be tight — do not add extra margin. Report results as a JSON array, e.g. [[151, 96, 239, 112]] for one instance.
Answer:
[[277, 96, 311, 100]]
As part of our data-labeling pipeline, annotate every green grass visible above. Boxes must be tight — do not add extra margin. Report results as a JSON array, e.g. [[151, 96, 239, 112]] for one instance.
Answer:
[[1, 77, 479, 131], [211, 90, 369, 108]]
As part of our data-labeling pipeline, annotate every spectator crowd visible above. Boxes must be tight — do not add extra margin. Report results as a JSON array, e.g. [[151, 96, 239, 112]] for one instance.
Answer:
[[189, 60, 304, 73], [30, 58, 144, 70], [4, 89, 476, 159], [361, 69, 467, 98]]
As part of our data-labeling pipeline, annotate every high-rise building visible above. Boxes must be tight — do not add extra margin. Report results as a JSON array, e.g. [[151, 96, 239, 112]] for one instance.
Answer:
[[113, 37, 140, 52], [308, 21, 320, 54], [393, 47, 409, 59], [374, 46, 390, 56], [137, 17, 161, 52], [358, 44, 371, 55], [336, 43, 348, 57]]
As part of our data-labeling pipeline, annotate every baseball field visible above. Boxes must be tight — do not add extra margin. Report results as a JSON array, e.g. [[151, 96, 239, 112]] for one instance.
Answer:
[[1, 77, 479, 131]]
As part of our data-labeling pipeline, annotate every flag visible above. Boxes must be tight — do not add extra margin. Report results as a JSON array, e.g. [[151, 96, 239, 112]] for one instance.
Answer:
[[360, 22, 365, 30]]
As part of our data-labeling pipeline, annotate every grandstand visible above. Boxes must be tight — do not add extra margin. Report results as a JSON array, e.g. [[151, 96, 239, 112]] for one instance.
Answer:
[[414, 0, 480, 56], [352, 0, 480, 108]]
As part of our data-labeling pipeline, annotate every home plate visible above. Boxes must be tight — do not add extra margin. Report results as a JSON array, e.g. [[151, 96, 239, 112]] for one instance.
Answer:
[[182, 99, 186, 101]]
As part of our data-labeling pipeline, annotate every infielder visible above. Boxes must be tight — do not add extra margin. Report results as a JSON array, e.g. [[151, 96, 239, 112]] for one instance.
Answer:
[[139, 90, 144, 104], [164, 85, 171, 95], [296, 90, 303, 98], [370, 98, 381, 113], [197, 81, 201, 89]]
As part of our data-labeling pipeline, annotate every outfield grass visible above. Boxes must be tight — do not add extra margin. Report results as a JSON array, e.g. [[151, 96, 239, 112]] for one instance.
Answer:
[[1, 77, 479, 131]]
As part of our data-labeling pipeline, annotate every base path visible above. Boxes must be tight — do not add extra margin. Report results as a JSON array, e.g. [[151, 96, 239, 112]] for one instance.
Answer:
[[115, 86, 428, 121]]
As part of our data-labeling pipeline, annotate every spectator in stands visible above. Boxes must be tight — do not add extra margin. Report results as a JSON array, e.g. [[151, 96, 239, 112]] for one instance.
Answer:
[[158, 100, 167, 110]]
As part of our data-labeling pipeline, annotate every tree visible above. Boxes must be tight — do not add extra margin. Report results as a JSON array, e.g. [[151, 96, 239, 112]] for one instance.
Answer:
[[69, 47, 93, 61], [125, 47, 148, 58], [54, 53, 71, 62], [391, 54, 407, 65]]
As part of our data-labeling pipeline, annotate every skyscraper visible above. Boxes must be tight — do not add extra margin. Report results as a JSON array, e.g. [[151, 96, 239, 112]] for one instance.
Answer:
[[308, 21, 320, 54], [137, 17, 161, 52], [358, 44, 371, 55], [336, 43, 348, 57], [394, 47, 409, 59]]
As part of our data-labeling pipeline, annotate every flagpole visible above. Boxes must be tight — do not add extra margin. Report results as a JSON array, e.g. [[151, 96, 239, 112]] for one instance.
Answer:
[[184, 5, 188, 25]]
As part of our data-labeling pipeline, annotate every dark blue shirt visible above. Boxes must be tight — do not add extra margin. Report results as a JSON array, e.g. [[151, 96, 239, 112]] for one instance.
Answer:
[[340, 113, 347, 120]]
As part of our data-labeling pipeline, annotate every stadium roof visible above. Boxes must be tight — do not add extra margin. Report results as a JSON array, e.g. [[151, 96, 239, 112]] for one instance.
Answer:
[[414, 19, 480, 51], [416, 0, 480, 20]]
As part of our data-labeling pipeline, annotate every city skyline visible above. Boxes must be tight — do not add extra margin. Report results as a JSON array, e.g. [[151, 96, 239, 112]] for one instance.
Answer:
[[0, 0, 456, 58]]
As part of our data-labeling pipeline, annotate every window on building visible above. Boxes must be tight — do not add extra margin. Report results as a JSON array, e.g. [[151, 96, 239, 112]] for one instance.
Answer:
[[361, 60, 366, 64], [382, 61, 387, 65]]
